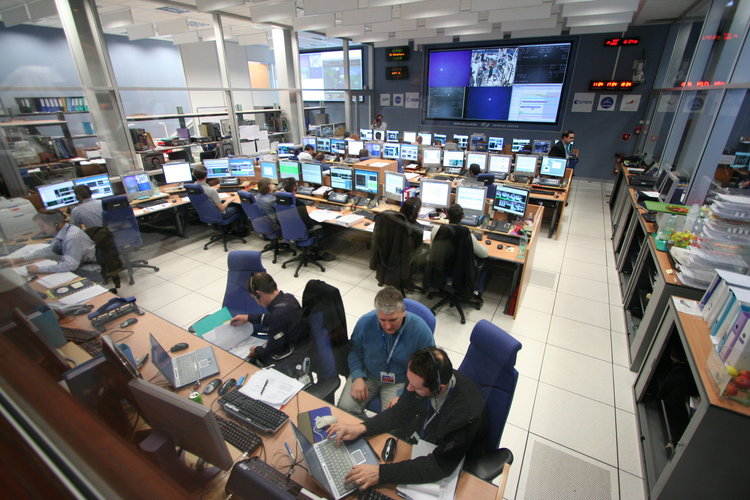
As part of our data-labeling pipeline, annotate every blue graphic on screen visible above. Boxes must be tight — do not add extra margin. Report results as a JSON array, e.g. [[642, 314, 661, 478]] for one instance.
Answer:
[[464, 87, 512, 121]]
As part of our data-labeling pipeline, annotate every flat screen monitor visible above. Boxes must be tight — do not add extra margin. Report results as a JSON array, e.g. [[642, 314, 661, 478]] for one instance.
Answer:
[[533, 140, 551, 154], [418, 132, 432, 145], [316, 137, 331, 153], [443, 150, 465, 169], [658, 171, 680, 203], [539, 156, 567, 178], [456, 185, 487, 214], [488, 137, 504, 151], [318, 124, 334, 137], [38, 180, 76, 209], [382, 143, 401, 160], [330, 138, 346, 155], [229, 157, 255, 177], [470, 133, 486, 150], [466, 152, 488, 171], [488, 154, 512, 174], [433, 133, 447, 145], [360, 128, 374, 140], [302, 137, 316, 148], [384, 171, 405, 201], [386, 130, 399, 142], [260, 160, 278, 182], [329, 166, 352, 190], [348, 140, 364, 156], [301, 162, 323, 185], [276, 143, 296, 158], [122, 172, 154, 198], [401, 144, 419, 162], [365, 141, 382, 158], [511, 138, 531, 152], [514, 154, 537, 174], [654, 167, 670, 192], [423, 148, 442, 165], [354, 169, 379, 195], [733, 151, 750, 168], [278, 160, 300, 181], [161, 162, 193, 184], [204, 158, 231, 178], [420, 179, 452, 209], [494, 185, 528, 218], [402, 131, 417, 143], [128, 378, 233, 471], [74, 174, 113, 199], [372, 130, 386, 141], [453, 134, 468, 149]]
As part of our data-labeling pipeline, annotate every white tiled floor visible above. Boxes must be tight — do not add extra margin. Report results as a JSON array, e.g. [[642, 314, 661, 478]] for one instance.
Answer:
[[118, 179, 645, 499]]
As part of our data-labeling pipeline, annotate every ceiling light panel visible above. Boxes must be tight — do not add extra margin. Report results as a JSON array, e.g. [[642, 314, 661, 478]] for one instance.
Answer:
[[460, 30, 503, 42], [196, 0, 245, 13], [369, 19, 417, 32], [562, 0, 638, 17], [570, 23, 629, 34], [342, 6, 391, 24], [251, 1, 295, 22], [444, 23, 492, 36], [27, 0, 56, 21], [556, 0, 599, 4], [499, 17, 558, 31], [472, 0, 542, 10], [304, 0, 358, 15], [326, 24, 365, 37], [352, 32, 390, 43], [487, 4, 551, 23], [155, 18, 188, 35], [367, 0, 423, 6], [1, 5, 30, 27], [292, 13, 335, 31], [566, 12, 634, 26], [172, 31, 200, 44], [425, 12, 479, 29], [400, 0, 459, 20], [507, 25, 563, 39], [398, 28, 437, 39], [101, 8, 133, 29], [374, 38, 409, 47], [127, 23, 156, 40], [238, 32, 269, 45]]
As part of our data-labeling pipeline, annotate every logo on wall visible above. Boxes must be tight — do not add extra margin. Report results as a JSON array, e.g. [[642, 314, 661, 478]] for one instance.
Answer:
[[597, 94, 617, 111], [393, 94, 403, 106], [571, 92, 595, 112]]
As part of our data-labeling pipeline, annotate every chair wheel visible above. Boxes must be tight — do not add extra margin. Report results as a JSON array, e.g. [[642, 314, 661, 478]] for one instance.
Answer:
[[294, 271, 299, 277], [460, 318, 466, 324], [272, 258, 277, 264], [321, 268, 325, 272], [154, 267, 160, 272], [475, 303, 481, 310], [282, 264, 287, 269]]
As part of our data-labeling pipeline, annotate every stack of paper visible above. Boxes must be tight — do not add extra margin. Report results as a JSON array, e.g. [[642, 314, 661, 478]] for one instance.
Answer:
[[240, 369, 304, 409], [397, 440, 463, 500], [203, 322, 267, 359], [12, 259, 57, 277], [7, 244, 47, 259], [334, 214, 364, 227], [37, 271, 79, 287], [309, 210, 341, 223], [58, 284, 108, 305]]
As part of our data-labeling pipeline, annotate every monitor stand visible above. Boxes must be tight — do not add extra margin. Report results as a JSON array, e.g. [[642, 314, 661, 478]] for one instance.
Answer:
[[137, 429, 220, 491]]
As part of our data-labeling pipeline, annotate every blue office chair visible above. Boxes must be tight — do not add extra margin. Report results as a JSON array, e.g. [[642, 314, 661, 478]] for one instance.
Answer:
[[476, 173, 496, 201], [238, 191, 294, 264], [101, 195, 159, 285], [185, 183, 246, 251], [304, 310, 341, 404], [460, 319, 521, 482], [274, 192, 325, 277]]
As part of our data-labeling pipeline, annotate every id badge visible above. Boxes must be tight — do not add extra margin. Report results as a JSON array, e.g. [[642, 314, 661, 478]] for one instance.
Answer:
[[380, 371, 396, 384]]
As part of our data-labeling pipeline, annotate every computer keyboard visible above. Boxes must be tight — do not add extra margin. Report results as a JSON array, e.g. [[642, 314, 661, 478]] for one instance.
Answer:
[[433, 175, 453, 181], [232, 457, 302, 497], [360, 489, 393, 500], [215, 414, 262, 454], [528, 189, 553, 196], [62, 326, 100, 343], [219, 390, 289, 434], [218, 186, 242, 193], [79, 338, 103, 357], [134, 198, 169, 208], [461, 215, 480, 226], [353, 210, 375, 221], [537, 178, 561, 187], [487, 232, 520, 245], [318, 438, 356, 494], [316, 202, 343, 211], [297, 198, 315, 206]]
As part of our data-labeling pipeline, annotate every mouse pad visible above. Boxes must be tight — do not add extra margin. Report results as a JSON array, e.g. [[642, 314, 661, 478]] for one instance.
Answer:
[[298, 406, 333, 443]]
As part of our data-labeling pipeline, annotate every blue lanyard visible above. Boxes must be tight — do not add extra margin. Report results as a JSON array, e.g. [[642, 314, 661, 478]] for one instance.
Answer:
[[382, 332, 402, 367], [419, 387, 453, 439]]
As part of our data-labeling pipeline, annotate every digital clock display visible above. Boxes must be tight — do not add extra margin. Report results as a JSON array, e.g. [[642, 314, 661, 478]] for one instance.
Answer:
[[604, 37, 640, 47], [386, 47, 410, 61], [386, 67, 409, 80], [590, 80, 635, 91]]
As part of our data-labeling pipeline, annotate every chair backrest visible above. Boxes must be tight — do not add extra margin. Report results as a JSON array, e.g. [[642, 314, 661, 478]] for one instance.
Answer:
[[476, 174, 497, 201], [301, 279, 350, 377], [426, 224, 477, 294], [404, 298, 435, 333], [84, 226, 123, 279], [274, 192, 310, 242], [458, 319, 521, 452], [101, 195, 142, 249], [238, 191, 277, 238], [185, 183, 224, 225], [222, 250, 267, 316], [370, 210, 415, 289], [307, 311, 338, 381]]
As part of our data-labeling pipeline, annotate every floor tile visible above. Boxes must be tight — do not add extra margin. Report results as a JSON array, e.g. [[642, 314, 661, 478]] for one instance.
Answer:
[[195, 276, 228, 303], [341, 286, 379, 319], [519, 285, 556, 314], [497, 423, 528, 500], [528, 268, 559, 290], [432, 313, 475, 355], [492, 307, 552, 343], [507, 374, 538, 430], [531, 249, 564, 273], [613, 364, 637, 413], [512, 333, 546, 380], [170, 266, 227, 291], [553, 292, 611, 329], [616, 408, 644, 478], [619, 471, 647, 500], [153, 291, 222, 330], [540, 344, 614, 405], [135, 281, 192, 311], [546, 316, 612, 362], [556, 273, 610, 304], [560, 257, 609, 282]]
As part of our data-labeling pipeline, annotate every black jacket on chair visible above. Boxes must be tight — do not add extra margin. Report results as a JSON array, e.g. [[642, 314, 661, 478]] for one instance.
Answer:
[[302, 279, 350, 377], [369, 210, 415, 290], [84, 226, 123, 286], [424, 224, 477, 295]]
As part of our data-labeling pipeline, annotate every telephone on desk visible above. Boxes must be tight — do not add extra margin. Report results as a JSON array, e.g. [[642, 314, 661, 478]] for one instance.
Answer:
[[327, 191, 349, 204], [297, 185, 314, 196]]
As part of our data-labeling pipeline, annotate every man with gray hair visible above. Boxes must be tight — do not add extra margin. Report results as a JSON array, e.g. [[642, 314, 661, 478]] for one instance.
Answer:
[[338, 286, 434, 417]]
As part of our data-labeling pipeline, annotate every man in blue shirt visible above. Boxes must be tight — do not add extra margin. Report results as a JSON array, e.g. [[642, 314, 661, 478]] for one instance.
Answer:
[[338, 286, 434, 417], [70, 185, 103, 229]]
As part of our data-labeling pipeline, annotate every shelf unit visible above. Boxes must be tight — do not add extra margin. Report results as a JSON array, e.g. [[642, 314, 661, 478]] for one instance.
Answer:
[[635, 298, 750, 499]]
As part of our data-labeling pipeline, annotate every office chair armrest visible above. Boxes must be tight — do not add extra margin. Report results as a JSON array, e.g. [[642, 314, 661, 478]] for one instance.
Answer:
[[463, 447, 514, 483], [310, 224, 324, 234], [305, 377, 341, 405]]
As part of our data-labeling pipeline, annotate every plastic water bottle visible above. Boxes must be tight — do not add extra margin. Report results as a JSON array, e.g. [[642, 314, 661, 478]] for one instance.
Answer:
[[683, 204, 701, 234], [518, 231, 528, 259], [655, 214, 677, 251]]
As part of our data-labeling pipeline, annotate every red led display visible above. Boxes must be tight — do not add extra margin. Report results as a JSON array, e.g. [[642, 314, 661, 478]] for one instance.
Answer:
[[590, 80, 636, 91], [678, 80, 727, 87], [604, 37, 640, 47], [702, 33, 739, 41]]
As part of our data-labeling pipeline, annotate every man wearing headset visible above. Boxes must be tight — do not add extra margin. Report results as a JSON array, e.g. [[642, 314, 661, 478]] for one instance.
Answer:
[[229, 272, 307, 364], [328, 347, 487, 488]]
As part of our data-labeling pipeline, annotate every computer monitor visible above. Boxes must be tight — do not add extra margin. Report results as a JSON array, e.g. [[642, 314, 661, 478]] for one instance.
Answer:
[[278, 160, 300, 181], [382, 143, 401, 160], [653, 167, 670, 192], [453, 134, 469, 149], [511, 138, 531, 152], [401, 144, 419, 162], [373, 130, 385, 141], [402, 131, 417, 143], [418, 132, 432, 145], [514, 154, 537, 175], [488, 137, 504, 151], [658, 171, 680, 203], [443, 151, 465, 172], [466, 152, 488, 171], [229, 157, 255, 177], [365, 141, 382, 158], [161, 162, 193, 184], [37, 180, 76, 210], [533, 140, 551, 154], [455, 185, 487, 215], [302, 136, 316, 148], [122, 172, 155, 199], [318, 124, 334, 137], [301, 162, 323, 185], [488, 154, 512, 174], [260, 160, 278, 182], [316, 137, 331, 153], [470, 133, 486, 150], [539, 156, 567, 178], [494, 184, 529, 219], [360, 128, 374, 140], [385, 130, 399, 142], [354, 169, 379, 195], [204, 158, 231, 178], [330, 138, 346, 155], [329, 166, 353, 190], [433, 133, 447, 145], [74, 174, 113, 199], [276, 143, 295, 158], [423, 148, 442, 165], [384, 171, 405, 201], [420, 179, 452, 209], [733, 151, 750, 168], [348, 140, 365, 156]]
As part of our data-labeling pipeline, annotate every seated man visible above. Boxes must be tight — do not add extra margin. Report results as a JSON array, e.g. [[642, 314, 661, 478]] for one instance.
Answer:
[[193, 165, 241, 219], [70, 185, 103, 229], [430, 204, 489, 259], [464, 163, 482, 179], [230, 271, 308, 364], [1, 212, 100, 280], [329, 347, 488, 488], [298, 144, 315, 162], [338, 286, 433, 418], [255, 177, 278, 226], [278, 177, 318, 230]]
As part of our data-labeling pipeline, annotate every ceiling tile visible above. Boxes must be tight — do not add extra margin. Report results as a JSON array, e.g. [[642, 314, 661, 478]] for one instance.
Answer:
[[444, 22, 493, 36], [155, 17, 188, 35], [351, 32, 391, 43], [303, 0, 357, 15], [562, 0, 638, 17], [196, 0, 244, 13], [27, 0, 56, 21], [566, 11, 634, 27], [373, 37, 409, 47], [499, 17, 558, 31], [326, 24, 365, 37], [370, 19, 417, 32], [367, 0, 422, 6], [292, 13, 335, 31], [172, 30, 200, 44], [343, 6, 391, 25], [472, 0, 542, 10], [424, 12, 479, 29], [238, 32, 269, 45], [569, 22, 630, 34], [1, 4, 30, 27], [507, 25, 563, 39], [487, 4, 551, 23], [250, 1, 295, 22], [400, 0, 459, 20], [127, 22, 156, 40]]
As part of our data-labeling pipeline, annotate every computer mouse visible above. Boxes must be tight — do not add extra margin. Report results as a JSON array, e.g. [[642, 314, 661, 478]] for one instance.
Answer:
[[119, 317, 138, 328], [171, 199, 177, 203], [170, 342, 189, 353], [497, 244, 503, 250], [218, 378, 237, 396], [364, 222, 371, 226], [203, 378, 223, 395], [484, 239, 492, 245], [16, 237, 28, 242], [382, 437, 397, 463]]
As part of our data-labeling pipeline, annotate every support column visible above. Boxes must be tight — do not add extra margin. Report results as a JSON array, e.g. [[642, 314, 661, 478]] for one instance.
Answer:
[[212, 12, 240, 155], [343, 39, 352, 132], [271, 28, 303, 143]]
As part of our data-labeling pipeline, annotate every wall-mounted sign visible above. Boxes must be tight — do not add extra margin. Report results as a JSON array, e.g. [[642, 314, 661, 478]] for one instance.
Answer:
[[386, 46, 410, 61], [590, 80, 635, 91], [386, 66, 409, 80]]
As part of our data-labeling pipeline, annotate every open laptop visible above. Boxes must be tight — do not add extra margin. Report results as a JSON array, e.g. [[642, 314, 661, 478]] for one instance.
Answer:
[[149, 333, 219, 389], [292, 423, 379, 500]]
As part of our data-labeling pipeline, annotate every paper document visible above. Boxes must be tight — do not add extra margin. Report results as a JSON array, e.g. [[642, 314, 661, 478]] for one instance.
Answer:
[[396, 440, 463, 500], [673, 297, 702, 316], [640, 190, 660, 198], [240, 142, 257, 155], [309, 210, 341, 222], [218, 192, 230, 199], [240, 368, 304, 409], [58, 284, 108, 306], [405, 172, 420, 181], [12, 259, 57, 277], [7, 244, 47, 259], [423, 230, 432, 242], [37, 271, 79, 288], [369, 161, 390, 167], [203, 322, 267, 359], [192, 307, 233, 336]]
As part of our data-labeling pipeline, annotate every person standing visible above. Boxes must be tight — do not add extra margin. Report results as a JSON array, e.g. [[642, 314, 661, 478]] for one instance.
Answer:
[[549, 130, 576, 159], [371, 113, 387, 131]]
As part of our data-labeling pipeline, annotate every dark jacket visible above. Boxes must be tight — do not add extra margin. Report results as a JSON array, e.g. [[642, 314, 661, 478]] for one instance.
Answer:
[[302, 279, 350, 377], [548, 140, 567, 158], [249, 291, 308, 363], [364, 370, 488, 485], [423, 224, 477, 295], [84, 226, 123, 285], [370, 210, 415, 289]]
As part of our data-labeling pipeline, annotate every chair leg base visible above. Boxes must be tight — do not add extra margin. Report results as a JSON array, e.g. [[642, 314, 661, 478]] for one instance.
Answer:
[[280, 247, 325, 277]]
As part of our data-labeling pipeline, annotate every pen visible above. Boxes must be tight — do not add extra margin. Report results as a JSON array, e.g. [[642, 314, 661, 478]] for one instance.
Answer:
[[260, 379, 269, 395], [284, 441, 295, 461], [237, 373, 248, 388]]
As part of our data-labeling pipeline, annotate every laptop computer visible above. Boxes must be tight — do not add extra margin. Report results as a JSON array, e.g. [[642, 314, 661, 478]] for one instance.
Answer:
[[292, 423, 379, 500], [149, 333, 219, 389]]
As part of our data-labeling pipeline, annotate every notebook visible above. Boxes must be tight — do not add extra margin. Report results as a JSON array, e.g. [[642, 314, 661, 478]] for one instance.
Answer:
[[149, 333, 219, 389]]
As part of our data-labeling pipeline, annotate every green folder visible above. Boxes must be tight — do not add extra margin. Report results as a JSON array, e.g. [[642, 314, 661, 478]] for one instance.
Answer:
[[192, 307, 232, 337]]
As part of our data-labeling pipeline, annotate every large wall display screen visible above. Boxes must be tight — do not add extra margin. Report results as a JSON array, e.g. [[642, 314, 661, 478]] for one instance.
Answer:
[[425, 43, 572, 124], [300, 49, 362, 101]]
